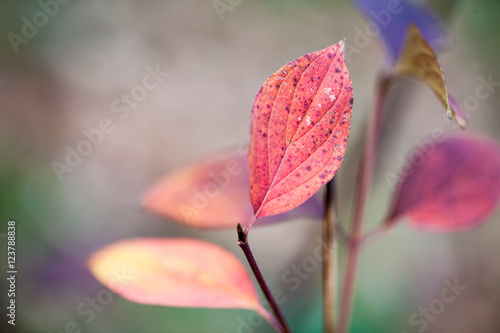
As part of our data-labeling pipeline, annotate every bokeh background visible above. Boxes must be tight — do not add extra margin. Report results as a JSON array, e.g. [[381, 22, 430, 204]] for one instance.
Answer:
[[1, 0, 500, 332]]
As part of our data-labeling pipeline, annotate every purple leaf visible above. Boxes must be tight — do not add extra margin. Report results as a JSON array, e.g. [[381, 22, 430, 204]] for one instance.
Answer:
[[351, 0, 446, 61], [387, 133, 500, 231]]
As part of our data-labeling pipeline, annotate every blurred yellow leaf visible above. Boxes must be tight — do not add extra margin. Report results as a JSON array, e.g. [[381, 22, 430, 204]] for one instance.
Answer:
[[394, 24, 468, 129], [88, 238, 277, 328]]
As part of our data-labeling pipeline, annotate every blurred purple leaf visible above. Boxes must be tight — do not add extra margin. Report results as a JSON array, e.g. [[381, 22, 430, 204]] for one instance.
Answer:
[[351, 0, 446, 61], [387, 133, 500, 231]]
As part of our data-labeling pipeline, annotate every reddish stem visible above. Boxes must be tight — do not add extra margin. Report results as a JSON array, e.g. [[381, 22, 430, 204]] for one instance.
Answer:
[[237, 224, 292, 333]]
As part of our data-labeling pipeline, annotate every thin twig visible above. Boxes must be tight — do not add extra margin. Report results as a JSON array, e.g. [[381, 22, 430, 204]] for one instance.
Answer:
[[323, 180, 336, 333], [361, 223, 391, 247], [237, 224, 292, 333], [337, 74, 391, 333]]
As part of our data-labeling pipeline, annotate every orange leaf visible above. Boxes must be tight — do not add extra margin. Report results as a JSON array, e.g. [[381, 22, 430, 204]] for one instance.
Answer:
[[394, 24, 468, 129], [143, 149, 250, 228], [387, 134, 500, 231], [87, 238, 276, 326], [142, 148, 322, 228], [248, 40, 353, 226]]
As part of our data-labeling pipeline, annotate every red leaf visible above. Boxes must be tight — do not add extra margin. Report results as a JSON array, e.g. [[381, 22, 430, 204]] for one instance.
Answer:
[[248, 40, 353, 225], [87, 238, 277, 328], [142, 148, 322, 228], [387, 134, 500, 231]]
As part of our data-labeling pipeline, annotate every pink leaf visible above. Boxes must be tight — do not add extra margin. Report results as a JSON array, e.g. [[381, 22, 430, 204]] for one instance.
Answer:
[[87, 238, 277, 327], [248, 41, 353, 226], [142, 148, 322, 229], [387, 134, 500, 231]]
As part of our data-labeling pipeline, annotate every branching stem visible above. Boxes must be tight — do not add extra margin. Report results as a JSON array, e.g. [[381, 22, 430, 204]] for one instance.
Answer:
[[337, 73, 391, 333]]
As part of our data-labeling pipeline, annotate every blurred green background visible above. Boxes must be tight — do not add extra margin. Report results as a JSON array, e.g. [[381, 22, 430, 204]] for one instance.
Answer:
[[1, 0, 500, 332]]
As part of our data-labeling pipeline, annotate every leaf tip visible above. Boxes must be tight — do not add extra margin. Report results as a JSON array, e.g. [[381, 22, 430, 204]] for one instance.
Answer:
[[455, 116, 468, 130], [339, 38, 346, 52], [448, 94, 469, 129]]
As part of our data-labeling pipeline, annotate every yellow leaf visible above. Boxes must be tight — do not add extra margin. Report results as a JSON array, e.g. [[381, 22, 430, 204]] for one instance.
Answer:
[[394, 24, 468, 129]]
